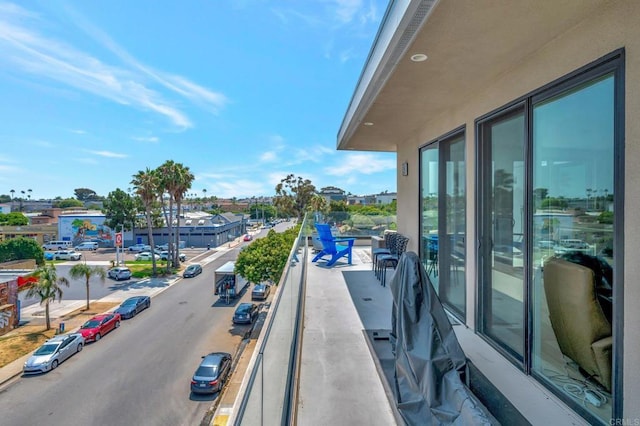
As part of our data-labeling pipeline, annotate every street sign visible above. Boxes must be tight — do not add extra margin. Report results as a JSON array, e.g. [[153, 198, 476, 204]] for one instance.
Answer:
[[115, 232, 123, 247]]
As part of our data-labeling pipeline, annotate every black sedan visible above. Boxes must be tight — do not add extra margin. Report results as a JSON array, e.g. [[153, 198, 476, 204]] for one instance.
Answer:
[[190, 352, 232, 394], [251, 283, 271, 301], [183, 263, 203, 278], [232, 303, 259, 325], [114, 296, 151, 319]]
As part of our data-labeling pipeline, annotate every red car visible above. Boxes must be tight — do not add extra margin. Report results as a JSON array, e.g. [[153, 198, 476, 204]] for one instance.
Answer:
[[243, 234, 253, 241], [78, 313, 121, 342]]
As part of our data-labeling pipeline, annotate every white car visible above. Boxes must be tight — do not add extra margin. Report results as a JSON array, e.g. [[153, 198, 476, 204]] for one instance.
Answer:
[[128, 244, 151, 252], [135, 252, 160, 261], [108, 267, 132, 281], [159, 251, 186, 262], [53, 250, 82, 261], [23, 333, 84, 374], [74, 242, 99, 251]]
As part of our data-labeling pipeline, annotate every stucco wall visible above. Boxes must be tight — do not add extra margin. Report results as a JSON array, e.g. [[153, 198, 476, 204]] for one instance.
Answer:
[[395, 0, 639, 418]]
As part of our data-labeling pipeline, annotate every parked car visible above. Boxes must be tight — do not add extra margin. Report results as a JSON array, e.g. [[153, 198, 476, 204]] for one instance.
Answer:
[[243, 234, 252, 241], [44, 252, 54, 261], [232, 302, 259, 324], [53, 250, 82, 261], [128, 243, 151, 252], [190, 352, 232, 394], [23, 333, 84, 374], [135, 251, 160, 261], [183, 264, 203, 278], [42, 240, 73, 251], [108, 266, 132, 281], [74, 242, 99, 251], [114, 296, 150, 319], [251, 283, 271, 301], [159, 251, 186, 262], [78, 313, 121, 342]]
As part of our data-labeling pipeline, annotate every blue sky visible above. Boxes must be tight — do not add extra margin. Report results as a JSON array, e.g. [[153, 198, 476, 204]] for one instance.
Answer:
[[0, 0, 396, 201]]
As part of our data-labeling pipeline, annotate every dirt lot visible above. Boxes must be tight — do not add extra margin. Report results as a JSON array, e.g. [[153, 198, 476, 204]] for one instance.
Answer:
[[0, 301, 118, 368]]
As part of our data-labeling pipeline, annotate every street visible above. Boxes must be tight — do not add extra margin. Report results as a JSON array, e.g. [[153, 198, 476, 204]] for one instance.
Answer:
[[0, 247, 259, 426]]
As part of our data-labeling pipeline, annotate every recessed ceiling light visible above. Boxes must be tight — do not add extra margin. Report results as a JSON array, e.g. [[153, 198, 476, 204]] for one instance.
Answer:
[[363, 122, 374, 126], [411, 53, 428, 62]]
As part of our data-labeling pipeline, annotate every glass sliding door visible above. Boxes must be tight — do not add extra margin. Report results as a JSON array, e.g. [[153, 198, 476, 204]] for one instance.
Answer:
[[420, 131, 466, 319], [531, 74, 615, 424], [478, 108, 525, 361]]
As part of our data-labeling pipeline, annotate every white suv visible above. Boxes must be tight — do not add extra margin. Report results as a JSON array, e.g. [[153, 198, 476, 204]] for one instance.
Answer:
[[53, 250, 82, 261], [108, 267, 132, 281]]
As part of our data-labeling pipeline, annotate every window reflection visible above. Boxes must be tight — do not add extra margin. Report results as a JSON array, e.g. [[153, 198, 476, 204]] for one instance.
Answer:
[[532, 74, 614, 423], [420, 134, 466, 318]]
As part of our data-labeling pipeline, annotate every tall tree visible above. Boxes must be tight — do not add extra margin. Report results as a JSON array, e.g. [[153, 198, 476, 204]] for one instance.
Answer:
[[74, 188, 98, 201], [131, 168, 160, 275], [102, 188, 138, 231], [274, 174, 316, 220], [23, 264, 69, 330], [170, 163, 194, 268], [69, 263, 106, 310]]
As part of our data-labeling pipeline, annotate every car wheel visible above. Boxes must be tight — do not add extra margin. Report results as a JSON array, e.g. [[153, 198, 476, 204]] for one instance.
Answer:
[[77, 343, 83, 353], [95, 333, 101, 341], [51, 360, 58, 370], [115, 321, 121, 328]]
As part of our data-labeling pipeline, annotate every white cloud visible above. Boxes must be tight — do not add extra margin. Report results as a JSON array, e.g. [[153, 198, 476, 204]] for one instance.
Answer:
[[209, 179, 271, 198], [86, 150, 128, 158], [132, 136, 159, 143], [331, 0, 362, 24], [324, 153, 395, 176], [0, 2, 227, 130], [260, 151, 278, 162]]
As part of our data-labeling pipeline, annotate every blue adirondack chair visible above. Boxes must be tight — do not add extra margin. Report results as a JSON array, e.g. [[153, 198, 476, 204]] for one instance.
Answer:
[[312, 223, 355, 267]]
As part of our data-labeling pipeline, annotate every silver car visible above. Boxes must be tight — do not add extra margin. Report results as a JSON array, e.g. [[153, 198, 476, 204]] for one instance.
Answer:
[[108, 266, 132, 281], [23, 333, 84, 374]]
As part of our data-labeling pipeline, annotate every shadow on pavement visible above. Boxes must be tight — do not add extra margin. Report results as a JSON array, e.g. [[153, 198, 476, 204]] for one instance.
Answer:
[[107, 278, 173, 292]]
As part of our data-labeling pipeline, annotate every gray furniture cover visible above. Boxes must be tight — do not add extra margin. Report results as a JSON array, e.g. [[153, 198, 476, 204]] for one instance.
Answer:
[[389, 252, 497, 425]]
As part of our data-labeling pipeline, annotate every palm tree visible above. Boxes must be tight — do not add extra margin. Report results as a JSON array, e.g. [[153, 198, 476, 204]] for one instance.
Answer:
[[171, 163, 194, 268], [23, 264, 69, 330], [69, 263, 106, 310], [131, 168, 160, 275], [157, 161, 178, 272]]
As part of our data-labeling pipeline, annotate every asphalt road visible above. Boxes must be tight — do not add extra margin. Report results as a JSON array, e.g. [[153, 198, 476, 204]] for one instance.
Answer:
[[0, 248, 257, 426]]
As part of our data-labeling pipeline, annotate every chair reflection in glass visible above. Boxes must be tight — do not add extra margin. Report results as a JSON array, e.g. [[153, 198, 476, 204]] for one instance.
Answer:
[[543, 257, 612, 392]]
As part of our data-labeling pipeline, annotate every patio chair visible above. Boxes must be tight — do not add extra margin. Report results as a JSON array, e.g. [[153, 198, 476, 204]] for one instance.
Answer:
[[376, 234, 409, 287], [371, 231, 397, 270], [312, 223, 356, 267]]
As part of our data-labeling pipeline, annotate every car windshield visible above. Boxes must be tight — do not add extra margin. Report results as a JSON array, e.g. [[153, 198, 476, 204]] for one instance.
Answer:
[[254, 285, 264, 291], [195, 365, 217, 377], [121, 299, 138, 306], [81, 320, 101, 329], [236, 305, 251, 313], [33, 343, 59, 355]]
